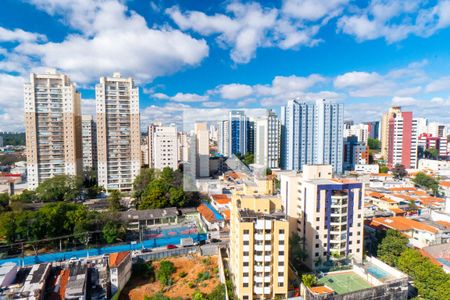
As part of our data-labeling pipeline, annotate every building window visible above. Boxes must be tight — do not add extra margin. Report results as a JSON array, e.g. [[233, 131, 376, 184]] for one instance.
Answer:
[[243, 252, 249, 256], [316, 226, 319, 230], [243, 262, 249, 266], [243, 272, 248, 277], [357, 249, 360, 253], [244, 230, 249, 234], [279, 251, 284, 256], [357, 231, 361, 236], [315, 235, 319, 239], [357, 240, 361, 244], [279, 262, 284, 266], [316, 217, 320, 221], [315, 252, 319, 257], [279, 240, 284, 245], [278, 282, 284, 287], [279, 229, 285, 234], [243, 241, 249, 245], [278, 272, 284, 276]]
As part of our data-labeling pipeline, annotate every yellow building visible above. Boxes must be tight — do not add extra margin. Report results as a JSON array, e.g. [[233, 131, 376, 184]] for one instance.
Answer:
[[230, 190, 289, 300]]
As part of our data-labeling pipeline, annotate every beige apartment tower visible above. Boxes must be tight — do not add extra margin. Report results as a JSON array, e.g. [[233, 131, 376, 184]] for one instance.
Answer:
[[230, 191, 289, 300], [81, 115, 97, 171], [380, 106, 401, 160], [194, 122, 209, 178], [280, 165, 364, 270], [24, 70, 82, 189], [96, 73, 141, 192]]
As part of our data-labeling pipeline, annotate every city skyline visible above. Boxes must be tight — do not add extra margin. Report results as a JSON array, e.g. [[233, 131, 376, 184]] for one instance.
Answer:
[[1, 0, 450, 131]]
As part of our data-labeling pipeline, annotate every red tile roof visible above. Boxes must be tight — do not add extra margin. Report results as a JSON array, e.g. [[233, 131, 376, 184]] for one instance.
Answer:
[[310, 286, 334, 295], [211, 194, 230, 205], [197, 203, 216, 223], [109, 251, 130, 268], [222, 210, 230, 220], [370, 217, 439, 234]]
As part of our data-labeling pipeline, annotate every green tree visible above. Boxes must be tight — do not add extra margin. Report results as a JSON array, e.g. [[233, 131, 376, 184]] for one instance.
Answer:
[[302, 274, 317, 288], [0, 212, 17, 243], [107, 190, 123, 211], [424, 147, 439, 159], [132, 258, 154, 280], [392, 164, 407, 179], [413, 172, 439, 195], [377, 229, 408, 266], [157, 260, 176, 286], [82, 168, 103, 199], [379, 165, 389, 173], [207, 284, 225, 300], [289, 233, 307, 268], [0, 193, 10, 211], [11, 189, 37, 203], [397, 248, 450, 300], [367, 138, 381, 150], [102, 220, 125, 244], [133, 168, 157, 199], [169, 187, 187, 207], [242, 153, 254, 166], [140, 180, 170, 209], [35, 175, 83, 202]]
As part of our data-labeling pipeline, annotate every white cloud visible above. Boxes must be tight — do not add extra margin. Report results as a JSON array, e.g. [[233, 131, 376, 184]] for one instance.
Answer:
[[391, 96, 419, 106], [151, 92, 208, 102], [0, 74, 26, 131], [425, 76, 450, 93], [338, 0, 450, 43], [0, 27, 46, 43], [5, 0, 209, 83], [218, 84, 253, 99], [167, 3, 277, 64], [167, 1, 334, 64], [202, 101, 223, 108], [334, 71, 382, 88], [282, 0, 348, 21], [81, 98, 96, 117]]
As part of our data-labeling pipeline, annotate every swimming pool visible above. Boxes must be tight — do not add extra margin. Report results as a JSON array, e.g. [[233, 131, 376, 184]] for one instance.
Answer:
[[0, 232, 207, 266], [368, 266, 389, 279], [202, 201, 224, 221]]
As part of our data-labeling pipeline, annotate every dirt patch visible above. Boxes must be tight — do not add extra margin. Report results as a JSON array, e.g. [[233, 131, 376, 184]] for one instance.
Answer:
[[120, 254, 220, 300]]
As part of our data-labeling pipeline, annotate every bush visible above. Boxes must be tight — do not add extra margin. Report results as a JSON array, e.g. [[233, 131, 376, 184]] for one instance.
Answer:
[[157, 261, 176, 286], [179, 271, 187, 278], [197, 271, 210, 282], [188, 282, 196, 288]]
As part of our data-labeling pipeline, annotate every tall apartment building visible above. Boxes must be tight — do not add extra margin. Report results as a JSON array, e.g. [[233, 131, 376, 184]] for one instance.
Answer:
[[230, 192, 289, 299], [81, 115, 97, 171], [281, 99, 343, 173], [246, 120, 255, 154], [343, 136, 369, 171], [255, 110, 281, 169], [140, 137, 149, 167], [194, 123, 210, 177], [147, 122, 161, 168], [380, 106, 401, 159], [96, 73, 141, 192], [218, 120, 229, 157], [387, 111, 418, 169], [366, 121, 380, 139], [344, 123, 369, 144], [24, 70, 82, 189], [177, 131, 189, 163], [229, 110, 247, 155], [151, 125, 179, 170], [418, 133, 448, 158], [280, 165, 364, 270]]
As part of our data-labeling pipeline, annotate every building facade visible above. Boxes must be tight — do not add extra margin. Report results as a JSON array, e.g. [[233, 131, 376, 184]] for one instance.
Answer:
[[280, 165, 364, 270], [344, 123, 369, 144], [96, 73, 141, 192], [281, 99, 343, 173], [380, 106, 401, 160], [218, 120, 229, 157], [255, 110, 281, 169], [81, 115, 97, 171], [24, 70, 82, 189], [195, 123, 210, 177], [387, 111, 418, 169], [152, 125, 178, 170], [229, 110, 247, 156], [230, 192, 289, 299]]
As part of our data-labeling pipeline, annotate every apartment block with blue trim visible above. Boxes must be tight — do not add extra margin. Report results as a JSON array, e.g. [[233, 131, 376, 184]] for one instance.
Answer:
[[280, 165, 364, 271]]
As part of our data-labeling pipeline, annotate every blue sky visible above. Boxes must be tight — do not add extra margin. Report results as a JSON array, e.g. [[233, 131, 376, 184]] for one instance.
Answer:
[[1, 0, 450, 131]]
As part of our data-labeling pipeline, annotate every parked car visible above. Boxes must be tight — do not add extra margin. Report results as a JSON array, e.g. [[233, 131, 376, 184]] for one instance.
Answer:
[[210, 238, 221, 243], [142, 248, 152, 253], [166, 244, 177, 249]]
